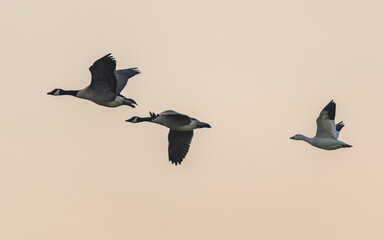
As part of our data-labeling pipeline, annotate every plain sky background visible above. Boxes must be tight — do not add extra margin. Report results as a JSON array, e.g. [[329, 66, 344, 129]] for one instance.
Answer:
[[1, 0, 384, 239]]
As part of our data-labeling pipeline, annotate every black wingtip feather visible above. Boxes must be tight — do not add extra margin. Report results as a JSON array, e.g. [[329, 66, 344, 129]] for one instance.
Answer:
[[170, 159, 182, 165], [101, 53, 114, 60], [323, 100, 336, 120], [92, 53, 116, 68], [129, 67, 141, 74], [149, 112, 159, 120]]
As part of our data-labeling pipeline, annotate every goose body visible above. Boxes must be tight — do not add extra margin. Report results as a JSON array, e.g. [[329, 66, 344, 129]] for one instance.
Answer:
[[126, 110, 211, 165], [290, 100, 352, 150], [47, 53, 140, 108]]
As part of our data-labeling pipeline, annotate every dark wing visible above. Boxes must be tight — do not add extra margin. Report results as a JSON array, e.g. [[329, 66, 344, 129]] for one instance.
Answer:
[[89, 53, 117, 93], [115, 68, 140, 94], [315, 100, 337, 139], [168, 130, 194, 165]]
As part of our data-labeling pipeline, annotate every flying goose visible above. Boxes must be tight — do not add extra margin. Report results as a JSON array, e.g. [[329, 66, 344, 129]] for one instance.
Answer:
[[47, 53, 140, 108], [126, 110, 211, 165], [290, 100, 352, 150]]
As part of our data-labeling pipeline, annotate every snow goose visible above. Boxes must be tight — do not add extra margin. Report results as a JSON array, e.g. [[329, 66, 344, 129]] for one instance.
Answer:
[[47, 53, 140, 108], [126, 110, 211, 165], [290, 100, 352, 150]]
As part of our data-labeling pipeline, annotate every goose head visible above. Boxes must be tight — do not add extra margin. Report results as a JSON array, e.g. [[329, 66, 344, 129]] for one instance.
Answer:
[[290, 134, 306, 140], [47, 88, 63, 96], [126, 116, 140, 123]]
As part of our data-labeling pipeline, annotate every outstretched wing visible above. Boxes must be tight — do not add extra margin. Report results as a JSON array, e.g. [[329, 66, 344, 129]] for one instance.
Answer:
[[115, 68, 140, 94], [168, 130, 194, 165], [89, 53, 117, 93], [315, 100, 337, 139]]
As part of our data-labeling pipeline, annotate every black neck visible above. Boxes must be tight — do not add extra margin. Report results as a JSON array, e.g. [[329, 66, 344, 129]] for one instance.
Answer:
[[137, 117, 152, 122], [62, 90, 79, 96]]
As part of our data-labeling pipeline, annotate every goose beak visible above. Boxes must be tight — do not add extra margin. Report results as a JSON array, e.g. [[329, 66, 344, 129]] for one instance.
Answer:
[[290, 136, 295, 139], [47, 90, 55, 95], [200, 123, 211, 128]]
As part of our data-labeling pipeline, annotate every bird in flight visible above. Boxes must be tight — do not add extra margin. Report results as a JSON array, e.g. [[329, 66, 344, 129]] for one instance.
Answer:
[[47, 53, 140, 108], [290, 100, 352, 150], [126, 110, 211, 165]]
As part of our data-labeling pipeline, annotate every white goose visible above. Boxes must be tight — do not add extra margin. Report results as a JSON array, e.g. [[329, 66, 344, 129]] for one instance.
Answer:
[[47, 53, 140, 108], [290, 100, 352, 150]]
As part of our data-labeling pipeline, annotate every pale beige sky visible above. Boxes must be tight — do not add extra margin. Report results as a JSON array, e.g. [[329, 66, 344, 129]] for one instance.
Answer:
[[1, 0, 384, 239]]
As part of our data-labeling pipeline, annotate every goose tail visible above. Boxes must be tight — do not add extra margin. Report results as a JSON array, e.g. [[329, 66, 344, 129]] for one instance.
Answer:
[[342, 143, 353, 148], [121, 97, 137, 108]]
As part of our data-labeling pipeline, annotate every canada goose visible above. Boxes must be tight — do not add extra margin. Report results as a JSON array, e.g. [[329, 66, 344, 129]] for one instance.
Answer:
[[126, 110, 211, 165], [290, 100, 352, 150], [47, 53, 140, 108]]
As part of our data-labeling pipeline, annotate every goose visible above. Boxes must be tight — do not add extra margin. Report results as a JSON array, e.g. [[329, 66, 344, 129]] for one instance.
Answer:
[[47, 53, 140, 108], [126, 110, 211, 165], [290, 100, 352, 150]]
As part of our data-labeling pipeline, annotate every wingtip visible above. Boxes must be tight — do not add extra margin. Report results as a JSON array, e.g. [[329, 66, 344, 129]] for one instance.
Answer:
[[130, 67, 141, 74], [104, 53, 115, 60], [322, 99, 336, 120], [149, 111, 158, 119], [170, 159, 182, 166]]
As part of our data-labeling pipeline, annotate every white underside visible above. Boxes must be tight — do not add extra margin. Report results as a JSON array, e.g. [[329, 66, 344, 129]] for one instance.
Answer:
[[171, 123, 198, 131], [102, 96, 124, 107], [99, 96, 125, 107], [308, 137, 347, 150], [152, 119, 199, 131], [77, 89, 126, 108]]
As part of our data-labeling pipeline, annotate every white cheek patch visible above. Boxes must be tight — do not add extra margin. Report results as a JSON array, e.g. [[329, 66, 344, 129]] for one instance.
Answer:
[[54, 90, 60, 96], [133, 118, 138, 123]]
